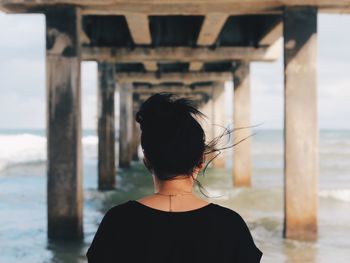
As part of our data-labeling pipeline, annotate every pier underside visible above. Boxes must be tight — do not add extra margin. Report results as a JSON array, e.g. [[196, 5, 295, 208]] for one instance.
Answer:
[[0, 0, 338, 241]]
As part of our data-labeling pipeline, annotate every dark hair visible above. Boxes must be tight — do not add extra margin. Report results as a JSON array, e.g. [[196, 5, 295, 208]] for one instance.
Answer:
[[135, 93, 244, 197]]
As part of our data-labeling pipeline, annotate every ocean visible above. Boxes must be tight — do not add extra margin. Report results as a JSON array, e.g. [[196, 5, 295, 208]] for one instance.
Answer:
[[0, 129, 349, 263]]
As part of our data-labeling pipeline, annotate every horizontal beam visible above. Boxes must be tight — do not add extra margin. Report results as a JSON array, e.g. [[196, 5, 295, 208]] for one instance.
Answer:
[[3, 0, 350, 4], [0, 2, 278, 14], [81, 6, 281, 15], [133, 85, 213, 94], [197, 14, 229, 46], [136, 92, 207, 104], [189, 62, 204, 71], [259, 21, 283, 45], [143, 62, 158, 71], [82, 45, 280, 63], [125, 13, 152, 44], [1, 1, 350, 15], [116, 72, 232, 84]]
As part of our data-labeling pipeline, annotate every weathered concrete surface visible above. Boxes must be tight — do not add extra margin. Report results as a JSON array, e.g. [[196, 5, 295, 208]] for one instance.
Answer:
[[98, 62, 116, 190], [211, 82, 227, 169], [197, 87, 215, 167], [131, 107, 141, 161], [283, 7, 319, 241], [46, 7, 83, 240], [115, 72, 232, 85], [82, 46, 279, 63], [233, 61, 252, 187], [119, 83, 133, 168], [1, 1, 350, 15]]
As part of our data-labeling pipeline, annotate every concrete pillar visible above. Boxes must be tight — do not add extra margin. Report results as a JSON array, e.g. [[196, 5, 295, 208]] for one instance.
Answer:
[[197, 88, 215, 167], [46, 7, 83, 240], [198, 87, 214, 140], [131, 123, 141, 161], [131, 101, 141, 161], [212, 82, 226, 168], [233, 62, 252, 187], [119, 83, 133, 168], [97, 62, 116, 190], [283, 7, 318, 240]]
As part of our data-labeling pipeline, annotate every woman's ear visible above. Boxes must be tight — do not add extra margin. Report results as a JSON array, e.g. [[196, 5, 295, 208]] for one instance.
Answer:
[[193, 158, 205, 178], [198, 161, 204, 170], [199, 154, 206, 169]]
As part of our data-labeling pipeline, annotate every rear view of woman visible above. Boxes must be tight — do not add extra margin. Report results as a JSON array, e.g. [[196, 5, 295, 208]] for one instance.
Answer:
[[86, 93, 262, 263]]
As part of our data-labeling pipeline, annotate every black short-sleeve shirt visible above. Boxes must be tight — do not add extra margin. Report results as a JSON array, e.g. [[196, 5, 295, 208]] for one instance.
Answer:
[[86, 200, 263, 263]]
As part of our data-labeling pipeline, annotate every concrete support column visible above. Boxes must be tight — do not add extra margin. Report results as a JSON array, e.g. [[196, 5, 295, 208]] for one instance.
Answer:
[[97, 62, 116, 190], [233, 62, 252, 187], [212, 82, 226, 168], [198, 88, 214, 140], [197, 89, 215, 167], [46, 7, 83, 240], [119, 83, 133, 168], [131, 122, 141, 161], [283, 7, 318, 240], [131, 100, 141, 161]]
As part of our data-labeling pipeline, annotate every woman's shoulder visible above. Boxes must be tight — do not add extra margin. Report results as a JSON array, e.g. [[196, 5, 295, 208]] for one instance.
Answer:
[[210, 203, 249, 223], [209, 204, 256, 233], [211, 203, 263, 260], [103, 200, 134, 217]]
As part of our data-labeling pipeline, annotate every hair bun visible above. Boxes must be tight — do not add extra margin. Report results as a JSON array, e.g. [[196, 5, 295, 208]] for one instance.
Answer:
[[136, 93, 198, 133]]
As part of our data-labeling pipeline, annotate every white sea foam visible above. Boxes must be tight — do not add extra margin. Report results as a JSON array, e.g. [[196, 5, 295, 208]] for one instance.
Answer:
[[319, 189, 350, 203], [0, 133, 46, 171], [0, 133, 98, 172]]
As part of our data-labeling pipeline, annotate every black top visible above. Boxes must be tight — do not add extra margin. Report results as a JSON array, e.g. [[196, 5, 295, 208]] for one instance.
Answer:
[[86, 200, 263, 263]]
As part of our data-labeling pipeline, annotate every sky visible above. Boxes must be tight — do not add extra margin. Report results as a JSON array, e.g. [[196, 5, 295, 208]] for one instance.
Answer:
[[0, 13, 350, 130]]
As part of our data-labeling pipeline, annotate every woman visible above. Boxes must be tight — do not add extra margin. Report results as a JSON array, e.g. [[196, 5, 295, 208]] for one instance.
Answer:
[[86, 93, 262, 263]]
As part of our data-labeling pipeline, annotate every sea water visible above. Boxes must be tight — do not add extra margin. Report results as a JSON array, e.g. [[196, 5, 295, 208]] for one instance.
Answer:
[[0, 129, 349, 263]]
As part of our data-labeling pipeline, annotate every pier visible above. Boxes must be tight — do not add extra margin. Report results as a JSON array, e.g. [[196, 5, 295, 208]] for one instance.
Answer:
[[1, 0, 349, 242]]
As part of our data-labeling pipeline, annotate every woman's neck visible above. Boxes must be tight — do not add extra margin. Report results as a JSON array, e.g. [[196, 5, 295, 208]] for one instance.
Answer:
[[152, 174, 194, 194]]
